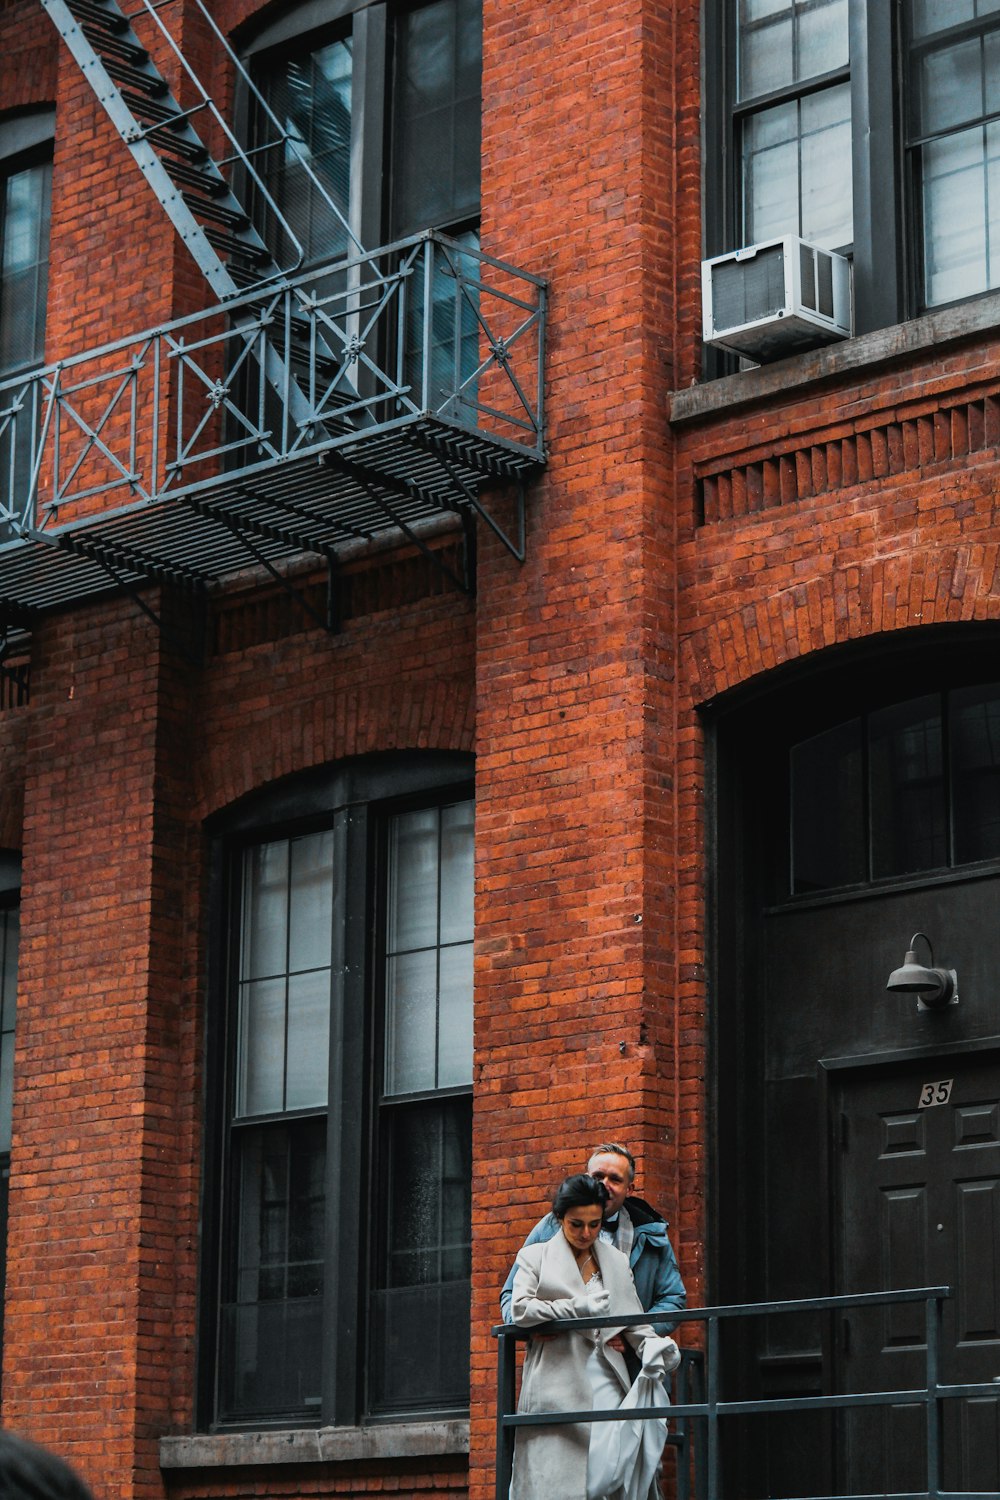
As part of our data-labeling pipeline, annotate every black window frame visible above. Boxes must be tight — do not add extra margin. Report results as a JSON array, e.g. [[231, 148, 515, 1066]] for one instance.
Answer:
[[785, 680, 1000, 902], [705, 1, 1000, 359], [0, 112, 54, 541], [237, 0, 482, 261], [0, 111, 55, 377], [199, 752, 474, 1433]]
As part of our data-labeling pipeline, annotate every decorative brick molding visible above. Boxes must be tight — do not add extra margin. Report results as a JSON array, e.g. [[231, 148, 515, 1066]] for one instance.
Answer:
[[696, 382, 1000, 526]]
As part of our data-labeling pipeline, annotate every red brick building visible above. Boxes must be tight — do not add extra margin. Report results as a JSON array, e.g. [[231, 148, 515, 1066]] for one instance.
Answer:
[[0, 1, 998, 1497]]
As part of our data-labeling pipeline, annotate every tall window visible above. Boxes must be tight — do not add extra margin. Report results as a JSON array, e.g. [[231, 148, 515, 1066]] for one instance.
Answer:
[[906, 2, 1000, 306], [239, 1, 481, 423], [246, 0, 481, 261], [0, 156, 51, 377], [209, 757, 473, 1429], [709, 1, 1000, 345], [0, 117, 52, 541], [736, 0, 852, 251]]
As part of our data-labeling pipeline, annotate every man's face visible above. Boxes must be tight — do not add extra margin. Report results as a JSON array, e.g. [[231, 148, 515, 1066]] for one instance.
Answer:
[[587, 1152, 632, 1217]]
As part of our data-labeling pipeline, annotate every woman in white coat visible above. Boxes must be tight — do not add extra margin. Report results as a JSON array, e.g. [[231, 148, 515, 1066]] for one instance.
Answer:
[[509, 1174, 679, 1500]]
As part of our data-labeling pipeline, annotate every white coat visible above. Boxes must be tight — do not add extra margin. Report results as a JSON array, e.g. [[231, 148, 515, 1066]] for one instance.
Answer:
[[509, 1230, 656, 1500]]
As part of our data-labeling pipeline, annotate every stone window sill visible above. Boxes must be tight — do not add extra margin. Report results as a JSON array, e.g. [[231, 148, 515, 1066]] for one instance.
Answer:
[[159, 1418, 469, 1469], [669, 289, 1000, 426]]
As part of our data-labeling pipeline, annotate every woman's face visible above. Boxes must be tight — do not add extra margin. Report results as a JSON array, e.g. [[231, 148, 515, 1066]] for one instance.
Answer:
[[560, 1203, 604, 1254]]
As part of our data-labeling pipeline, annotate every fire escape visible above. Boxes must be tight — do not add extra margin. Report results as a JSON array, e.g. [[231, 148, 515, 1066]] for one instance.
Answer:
[[0, 0, 545, 641]]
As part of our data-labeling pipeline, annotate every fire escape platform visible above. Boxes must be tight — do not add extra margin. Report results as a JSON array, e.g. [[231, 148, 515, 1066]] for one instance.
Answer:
[[0, 233, 546, 622], [0, 412, 539, 618]]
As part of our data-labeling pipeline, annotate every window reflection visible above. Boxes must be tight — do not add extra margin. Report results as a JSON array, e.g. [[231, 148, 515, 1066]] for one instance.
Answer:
[[952, 683, 1000, 862], [870, 695, 946, 878], [789, 684, 1000, 895], [911, 16, 1000, 305]]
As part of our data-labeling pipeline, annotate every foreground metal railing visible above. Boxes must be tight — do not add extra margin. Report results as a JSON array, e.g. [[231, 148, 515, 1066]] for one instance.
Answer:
[[0, 230, 545, 546], [493, 1287, 998, 1500]]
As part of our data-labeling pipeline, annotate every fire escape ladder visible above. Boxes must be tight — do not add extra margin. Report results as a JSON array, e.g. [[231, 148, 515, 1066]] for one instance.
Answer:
[[41, 0, 280, 302], [39, 0, 358, 433]]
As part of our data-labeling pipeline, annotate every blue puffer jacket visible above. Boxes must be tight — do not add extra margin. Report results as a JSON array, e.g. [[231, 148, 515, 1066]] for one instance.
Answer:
[[499, 1195, 686, 1333]]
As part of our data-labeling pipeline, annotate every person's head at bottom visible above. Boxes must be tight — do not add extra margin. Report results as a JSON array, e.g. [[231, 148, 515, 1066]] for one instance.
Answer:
[[552, 1172, 610, 1257], [0, 1430, 94, 1500]]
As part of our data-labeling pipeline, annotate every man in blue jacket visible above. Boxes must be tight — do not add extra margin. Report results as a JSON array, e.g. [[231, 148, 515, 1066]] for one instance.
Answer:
[[499, 1141, 686, 1336]]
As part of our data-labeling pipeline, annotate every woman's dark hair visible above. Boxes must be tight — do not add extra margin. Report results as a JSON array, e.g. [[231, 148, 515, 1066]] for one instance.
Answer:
[[552, 1172, 609, 1219], [0, 1431, 94, 1500]]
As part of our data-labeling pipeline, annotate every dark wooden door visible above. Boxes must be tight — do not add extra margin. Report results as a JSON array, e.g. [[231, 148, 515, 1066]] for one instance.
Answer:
[[834, 1052, 1000, 1495]]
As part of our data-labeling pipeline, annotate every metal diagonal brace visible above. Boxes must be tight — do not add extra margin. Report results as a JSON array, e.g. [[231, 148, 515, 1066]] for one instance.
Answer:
[[403, 432, 526, 563], [320, 452, 473, 595], [26, 525, 206, 663], [181, 496, 340, 636]]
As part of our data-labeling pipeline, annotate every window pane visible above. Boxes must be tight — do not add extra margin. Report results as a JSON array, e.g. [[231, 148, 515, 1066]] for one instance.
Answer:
[[237, 977, 286, 1117], [255, 37, 353, 267], [791, 719, 865, 894], [219, 1118, 325, 1422], [438, 943, 473, 1087], [870, 695, 946, 878], [745, 101, 800, 241], [402, 230, 481, 413], [797, 0, 850, 79], [388, 808, 439, 952], [951, 683, 1000, 863], [385, 948, 437, 1094], [912, 0, 1000, 38], [0, 1033, 11, 1162], [1, 909, 17, 1017], [799, 84, 853, 245], [744, 84, 852, 247], [285, 970, 330, 1111], [0, 159, 51, 375], [738, 0, 847, 101], [439, 799, 474, 944], [369, 1099, 471, 1413], [391, 0, 482, 237], [238, 831, 335, 1116], [739, 5, 794, 99], [287, 830, 333, 973], [919, 38, 986, 136], [0, 909, 14, 1157], [242, 841, 288, 981], [921, 122, 1000, 304], [384, 799, 474, 1095]]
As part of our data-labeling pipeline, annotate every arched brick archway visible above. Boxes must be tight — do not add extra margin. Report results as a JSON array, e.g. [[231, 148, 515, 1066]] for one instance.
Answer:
[[680, 542, 1000, 708], [193, 677, 475, 822]]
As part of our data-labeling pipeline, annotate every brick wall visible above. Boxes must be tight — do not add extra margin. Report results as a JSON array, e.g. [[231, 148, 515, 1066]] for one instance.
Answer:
[[1, 574, 475, 1499], [9, 0, 1000, 1496], [470, 3, 700, 1495]]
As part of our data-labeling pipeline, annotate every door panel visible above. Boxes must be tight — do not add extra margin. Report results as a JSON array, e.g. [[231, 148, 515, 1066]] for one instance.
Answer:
[[835, 1053, 1000, 1495]]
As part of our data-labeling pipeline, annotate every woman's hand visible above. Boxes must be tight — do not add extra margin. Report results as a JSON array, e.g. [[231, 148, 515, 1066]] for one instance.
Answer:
[[572, 1285, 611, 1317], [638, 1334, 681, 1376]]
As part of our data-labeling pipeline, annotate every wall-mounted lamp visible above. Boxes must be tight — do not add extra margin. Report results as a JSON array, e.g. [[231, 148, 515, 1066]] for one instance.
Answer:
[[886, 932, 958, 1011]]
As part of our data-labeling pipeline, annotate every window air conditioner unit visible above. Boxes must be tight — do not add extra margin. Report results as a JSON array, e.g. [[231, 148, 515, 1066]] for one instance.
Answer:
[[702, 235, 851, 363]]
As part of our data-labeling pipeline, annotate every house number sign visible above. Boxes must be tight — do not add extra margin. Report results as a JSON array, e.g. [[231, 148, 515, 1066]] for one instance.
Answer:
[[918, 1079, 953, 1108]]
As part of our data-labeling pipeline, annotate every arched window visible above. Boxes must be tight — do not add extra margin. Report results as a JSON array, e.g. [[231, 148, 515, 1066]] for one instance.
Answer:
[[203, 753, 474, 1429]]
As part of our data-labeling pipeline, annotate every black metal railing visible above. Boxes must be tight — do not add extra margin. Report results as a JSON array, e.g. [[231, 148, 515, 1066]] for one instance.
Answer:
[[493, 1287, 999, 1500]]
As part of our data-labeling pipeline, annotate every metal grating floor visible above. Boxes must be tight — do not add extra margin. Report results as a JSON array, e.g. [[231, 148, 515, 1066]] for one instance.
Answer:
[[0, 415, 539, 618]]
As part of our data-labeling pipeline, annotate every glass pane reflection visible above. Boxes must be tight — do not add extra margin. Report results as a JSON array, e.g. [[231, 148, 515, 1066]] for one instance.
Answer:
[[870, 696, 945, 879], [952, 683, 1000, 863]]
